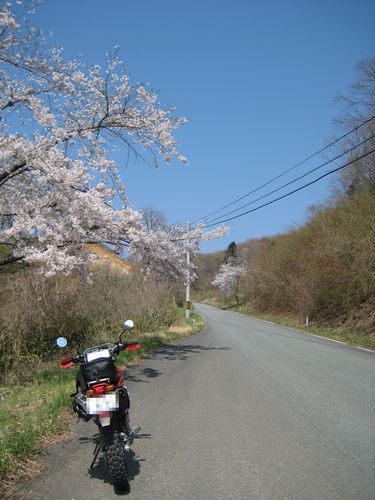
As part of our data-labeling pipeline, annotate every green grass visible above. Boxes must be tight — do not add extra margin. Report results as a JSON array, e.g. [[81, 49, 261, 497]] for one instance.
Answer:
[[0, 372, 74, 478], [0, 308, 205, 480], [230, 305, 375, 350]]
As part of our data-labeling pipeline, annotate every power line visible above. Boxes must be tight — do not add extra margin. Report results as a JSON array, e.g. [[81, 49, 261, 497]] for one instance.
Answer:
[[203, 133, 375, 225], [192, 114, 375, 225], [202, 148, 375, 228]]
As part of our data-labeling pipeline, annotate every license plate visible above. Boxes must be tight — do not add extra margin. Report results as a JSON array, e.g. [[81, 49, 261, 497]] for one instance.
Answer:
[[86, 393, 119, 414]]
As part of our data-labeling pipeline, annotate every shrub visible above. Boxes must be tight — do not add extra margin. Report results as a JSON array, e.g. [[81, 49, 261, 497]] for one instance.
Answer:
[[0, 265, 178, 380]]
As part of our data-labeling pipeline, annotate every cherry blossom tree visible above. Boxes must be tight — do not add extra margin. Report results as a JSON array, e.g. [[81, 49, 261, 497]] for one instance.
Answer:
[[130, 221, 227, 284], [212, 258, 246, 303], [0, 0, 226, 278]]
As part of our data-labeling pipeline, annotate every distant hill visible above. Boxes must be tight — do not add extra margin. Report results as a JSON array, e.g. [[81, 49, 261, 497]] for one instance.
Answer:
[[82, 244, 133, 274]]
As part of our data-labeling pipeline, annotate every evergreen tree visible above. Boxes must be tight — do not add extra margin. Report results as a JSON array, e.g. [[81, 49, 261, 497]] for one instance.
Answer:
[[224, 241, 238, 264]]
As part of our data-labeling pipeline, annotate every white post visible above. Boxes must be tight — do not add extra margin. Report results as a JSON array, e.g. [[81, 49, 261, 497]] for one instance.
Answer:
[[185, 222, 191, 320]]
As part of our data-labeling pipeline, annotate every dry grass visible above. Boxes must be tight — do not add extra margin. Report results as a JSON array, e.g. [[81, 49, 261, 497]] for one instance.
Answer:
[[1, 459, 46, 499]]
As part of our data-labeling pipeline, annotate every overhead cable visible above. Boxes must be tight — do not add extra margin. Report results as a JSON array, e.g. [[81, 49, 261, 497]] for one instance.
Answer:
[[192, 114, 375, 225], [202, 147, 375, 228], [203, 133, 375, 225]]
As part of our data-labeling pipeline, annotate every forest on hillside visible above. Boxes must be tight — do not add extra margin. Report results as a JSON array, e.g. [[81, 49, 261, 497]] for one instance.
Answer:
[[194, 56, 375, 336]]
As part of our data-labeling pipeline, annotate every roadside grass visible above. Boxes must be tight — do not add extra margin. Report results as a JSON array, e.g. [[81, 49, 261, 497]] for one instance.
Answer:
[[0, 309, 204, 486], [230, 304, 375, 351], [0, 370, 74, 482]]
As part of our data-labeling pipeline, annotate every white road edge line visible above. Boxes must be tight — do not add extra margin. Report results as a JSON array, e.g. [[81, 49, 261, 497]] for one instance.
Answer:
[[225, 307, 375, 353], [286, 328, 375, 352], [302, 332, 346, 344], [356, 347, 375, 353], [287, 326, 375, 352]]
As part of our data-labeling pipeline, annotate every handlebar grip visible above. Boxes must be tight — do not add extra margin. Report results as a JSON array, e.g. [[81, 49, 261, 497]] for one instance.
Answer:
[[60, 356, 74, 368], [125, 342, 141, 351]]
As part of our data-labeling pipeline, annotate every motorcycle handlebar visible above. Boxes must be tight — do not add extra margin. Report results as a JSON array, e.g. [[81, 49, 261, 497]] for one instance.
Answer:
[[114, 341, 141, 354], [60, 355, 78, 368], [59, 342, 140, 368]]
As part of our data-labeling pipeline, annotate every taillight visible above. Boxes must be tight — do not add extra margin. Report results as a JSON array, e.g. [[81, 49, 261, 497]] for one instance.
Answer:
[[86, 384, 115, 396]]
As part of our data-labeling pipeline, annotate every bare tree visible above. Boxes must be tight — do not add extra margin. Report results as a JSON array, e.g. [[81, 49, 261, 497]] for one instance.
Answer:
[[141, 208, 167, 231], [333, 56, 375, 196]]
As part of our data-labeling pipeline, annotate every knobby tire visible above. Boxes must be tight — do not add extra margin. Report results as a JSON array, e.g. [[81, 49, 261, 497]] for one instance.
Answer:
[[103, 428, 129, 492]]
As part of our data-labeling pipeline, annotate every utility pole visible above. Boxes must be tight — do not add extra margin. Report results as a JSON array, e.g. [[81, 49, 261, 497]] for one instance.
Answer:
[[185, 222, 191, 320]]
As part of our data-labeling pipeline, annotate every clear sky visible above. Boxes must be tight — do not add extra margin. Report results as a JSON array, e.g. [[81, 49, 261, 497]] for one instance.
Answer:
[[33, 0, 375, 252]]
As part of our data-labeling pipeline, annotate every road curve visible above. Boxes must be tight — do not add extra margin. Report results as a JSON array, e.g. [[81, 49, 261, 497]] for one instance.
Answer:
[[14, 304, 375, 499]]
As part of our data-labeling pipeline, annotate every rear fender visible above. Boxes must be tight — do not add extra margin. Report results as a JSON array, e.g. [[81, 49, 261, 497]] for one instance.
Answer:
[[116, 386, 130, 412], [98, 412, 111, 427]]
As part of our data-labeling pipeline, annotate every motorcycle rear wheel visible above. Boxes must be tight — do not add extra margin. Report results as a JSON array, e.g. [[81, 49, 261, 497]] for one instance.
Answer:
[[103, 429, 129, 492]]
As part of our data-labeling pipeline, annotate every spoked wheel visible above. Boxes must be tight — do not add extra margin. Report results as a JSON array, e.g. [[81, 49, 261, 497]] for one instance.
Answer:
[[103, 429, 129, 493]]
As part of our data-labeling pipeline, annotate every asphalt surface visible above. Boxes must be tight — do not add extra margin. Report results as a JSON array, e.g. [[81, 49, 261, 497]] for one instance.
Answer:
[[14, 304, 375, 499]]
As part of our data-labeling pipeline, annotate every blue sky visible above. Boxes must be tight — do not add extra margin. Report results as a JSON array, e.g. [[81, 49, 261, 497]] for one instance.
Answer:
[[34, 0, 375, 252]]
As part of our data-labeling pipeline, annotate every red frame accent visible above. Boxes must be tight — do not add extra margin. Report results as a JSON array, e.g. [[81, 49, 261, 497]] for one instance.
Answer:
[[116, 368, 124, 387]]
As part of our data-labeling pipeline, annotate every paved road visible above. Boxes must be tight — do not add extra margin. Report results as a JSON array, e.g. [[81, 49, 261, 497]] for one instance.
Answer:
[[15, 304, 375, 499]]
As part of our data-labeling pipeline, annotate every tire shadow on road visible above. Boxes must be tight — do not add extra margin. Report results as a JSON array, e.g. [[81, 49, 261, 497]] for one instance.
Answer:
[[88, 446, 143, 495]]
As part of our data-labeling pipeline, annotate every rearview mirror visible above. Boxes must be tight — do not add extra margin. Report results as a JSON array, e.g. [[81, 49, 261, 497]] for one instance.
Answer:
[[123, 320, 134, 331], [56, 337, 68, 348]]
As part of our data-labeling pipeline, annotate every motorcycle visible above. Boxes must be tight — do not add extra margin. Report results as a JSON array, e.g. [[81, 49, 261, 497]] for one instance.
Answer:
[[57, 320, 140, 492]]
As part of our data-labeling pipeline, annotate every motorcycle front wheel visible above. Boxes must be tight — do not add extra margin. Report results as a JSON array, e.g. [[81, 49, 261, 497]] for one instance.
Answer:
[[102, 428, 129, 492]]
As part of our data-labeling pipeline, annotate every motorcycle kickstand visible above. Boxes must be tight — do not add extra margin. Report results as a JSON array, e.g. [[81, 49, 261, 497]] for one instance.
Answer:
[[90, 442, 100, 470]]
